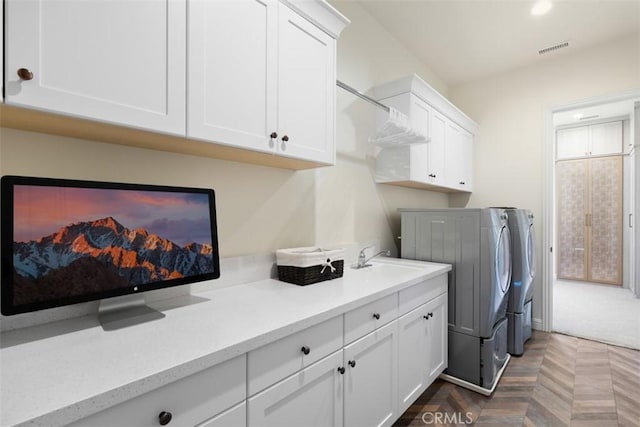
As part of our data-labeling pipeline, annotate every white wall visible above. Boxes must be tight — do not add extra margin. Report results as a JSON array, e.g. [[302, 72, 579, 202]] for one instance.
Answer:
[[448, 34, 640, 326], [0, 2, 450, 327]]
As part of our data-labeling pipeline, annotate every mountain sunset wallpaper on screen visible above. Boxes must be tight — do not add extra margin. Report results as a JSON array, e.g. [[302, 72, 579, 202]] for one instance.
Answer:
[[12, 185, 215, 305]]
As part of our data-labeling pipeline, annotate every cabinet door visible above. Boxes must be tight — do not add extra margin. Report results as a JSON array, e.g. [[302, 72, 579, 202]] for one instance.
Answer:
[[188, 0, 277, 153], [397, 305, 428, 414], [557, 126, 589, 159], [277, 4, 336, 164], [407, 96, 431, 184], [590, 121, 622, 156], [425, 293, 448, 384], [428, 111, 447, 186], [408, 95, 431, 139], [248, 351, 343, 427], [458, 129, 473, 191], [5, 0, 186, 135], [444, 120, 464, 189], [344, 321, 398, 427]]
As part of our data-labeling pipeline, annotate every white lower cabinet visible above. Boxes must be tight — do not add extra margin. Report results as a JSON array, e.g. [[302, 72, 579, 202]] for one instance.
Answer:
[[248, 351, 344, 427], [245, 286, 446, 427], [397, 303, 429, 414], [199, 402, 246, 427], [71, 354, 246, 427], [425, 293, 448, 385], [397, 291, 447, 414], [71, 282, 447, 427], [247, 315, 343, 396], [344, 293, 398, 345], [343, 321, 398, 427]]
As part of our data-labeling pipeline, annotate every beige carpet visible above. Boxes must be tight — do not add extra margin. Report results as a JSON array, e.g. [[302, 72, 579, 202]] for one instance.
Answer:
[[553, 279, 640, 350]]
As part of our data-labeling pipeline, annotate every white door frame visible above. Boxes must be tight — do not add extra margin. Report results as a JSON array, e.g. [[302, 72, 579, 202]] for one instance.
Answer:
[[542, 89, 640, 332]]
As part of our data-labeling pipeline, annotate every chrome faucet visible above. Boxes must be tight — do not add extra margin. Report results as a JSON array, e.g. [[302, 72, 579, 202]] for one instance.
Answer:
[[356, 246, 391, 269]]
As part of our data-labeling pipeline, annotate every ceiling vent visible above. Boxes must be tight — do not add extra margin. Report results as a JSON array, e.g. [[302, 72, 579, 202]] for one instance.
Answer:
[[538, 41, 570, 55]]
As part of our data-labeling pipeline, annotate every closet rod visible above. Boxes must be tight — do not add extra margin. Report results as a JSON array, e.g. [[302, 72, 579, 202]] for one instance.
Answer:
[[336, 80, 390, 112]]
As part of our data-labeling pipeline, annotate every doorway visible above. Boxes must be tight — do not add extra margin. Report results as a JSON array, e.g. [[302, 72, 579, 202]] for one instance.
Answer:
[[543, 94, 640, 349], [555, 124, 623, 286]]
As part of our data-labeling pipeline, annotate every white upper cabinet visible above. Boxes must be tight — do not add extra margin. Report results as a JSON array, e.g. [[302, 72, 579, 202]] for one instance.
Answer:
[[445, 124, 473, 191], [3, 0, 349, 169], [188, 0, 346, 165], [590, 121, 623, 156], [276, 4, 335, 163], [372, 74, 477, 193], [557, 121, 623, 159], [556, 126, 589, 159], [188, 0, 277, 153], [428, 110, 447, 186], [4, 0, 186, 135]]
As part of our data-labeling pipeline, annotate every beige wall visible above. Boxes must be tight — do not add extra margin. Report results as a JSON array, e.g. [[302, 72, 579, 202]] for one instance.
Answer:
[[318, 1, 449, 252], [448, 34, 640, 324], [0, 2, 448, 263]]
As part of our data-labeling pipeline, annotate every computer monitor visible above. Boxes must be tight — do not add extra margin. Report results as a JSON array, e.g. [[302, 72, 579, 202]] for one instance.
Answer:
[[1, 176, 220, 327]]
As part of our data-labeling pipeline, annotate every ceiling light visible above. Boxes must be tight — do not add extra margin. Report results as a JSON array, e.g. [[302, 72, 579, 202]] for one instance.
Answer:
[[531, 0, 553, 16]]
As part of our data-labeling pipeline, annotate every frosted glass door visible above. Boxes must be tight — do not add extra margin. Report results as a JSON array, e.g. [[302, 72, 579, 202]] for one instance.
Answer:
[[556, 157, 622, 285], [588, 156, 622, 284], [557, 160, 588, 280]]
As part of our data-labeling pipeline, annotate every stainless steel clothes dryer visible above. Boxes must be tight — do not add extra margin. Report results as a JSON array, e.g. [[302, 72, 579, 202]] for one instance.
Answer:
[[399, 208, 512, 392], [505, 209, 536, 356]]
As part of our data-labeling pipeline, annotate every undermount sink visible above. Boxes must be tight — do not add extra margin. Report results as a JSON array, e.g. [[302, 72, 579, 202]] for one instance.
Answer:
[[367, 258, 432, 270], [349, 259, 427, 274]]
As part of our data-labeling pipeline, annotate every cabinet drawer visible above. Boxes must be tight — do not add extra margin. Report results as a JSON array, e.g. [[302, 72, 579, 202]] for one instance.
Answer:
[[398, 274, 447, 316], [199, 401, 246, 427], [248, 315, 343, 396], [344, 293, 398, 344], [71, 355, 246, 427]]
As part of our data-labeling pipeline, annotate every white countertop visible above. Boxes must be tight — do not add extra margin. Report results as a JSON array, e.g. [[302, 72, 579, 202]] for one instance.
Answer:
[[0, 258, 450, 426]]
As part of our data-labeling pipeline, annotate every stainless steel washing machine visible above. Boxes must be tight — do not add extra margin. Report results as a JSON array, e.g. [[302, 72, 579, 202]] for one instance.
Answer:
[[400, 208, 512, 391], [505, 209, 536, 356]]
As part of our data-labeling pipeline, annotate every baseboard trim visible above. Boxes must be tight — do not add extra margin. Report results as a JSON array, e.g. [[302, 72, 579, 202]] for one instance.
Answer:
[[532, 318, 544, 331]]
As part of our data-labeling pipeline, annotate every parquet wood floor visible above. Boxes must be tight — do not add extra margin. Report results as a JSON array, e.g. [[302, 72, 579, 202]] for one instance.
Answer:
[[393, 331, 640, 427]]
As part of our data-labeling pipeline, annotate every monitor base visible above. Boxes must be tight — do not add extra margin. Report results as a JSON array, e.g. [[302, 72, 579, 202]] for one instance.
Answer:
[[98, 294, 165, 331]]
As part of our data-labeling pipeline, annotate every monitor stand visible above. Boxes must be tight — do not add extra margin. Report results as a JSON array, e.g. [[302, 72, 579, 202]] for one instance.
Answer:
[[98, 294, 165, 331]]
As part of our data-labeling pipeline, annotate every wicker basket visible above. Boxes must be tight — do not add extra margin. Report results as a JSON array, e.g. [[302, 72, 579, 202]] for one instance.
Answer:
[[276, 247, 345, 286]]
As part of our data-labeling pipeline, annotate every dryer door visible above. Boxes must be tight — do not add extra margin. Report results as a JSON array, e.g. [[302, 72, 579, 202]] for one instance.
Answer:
[[496, 225, 512, 293]]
